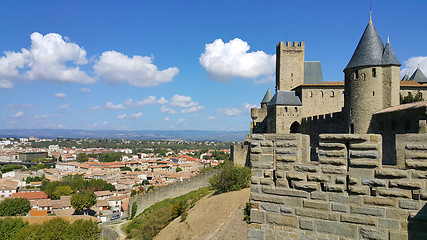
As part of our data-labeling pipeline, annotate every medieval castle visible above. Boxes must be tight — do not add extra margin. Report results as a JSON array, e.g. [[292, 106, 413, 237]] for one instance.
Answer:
[[233, 13, 427, 240]]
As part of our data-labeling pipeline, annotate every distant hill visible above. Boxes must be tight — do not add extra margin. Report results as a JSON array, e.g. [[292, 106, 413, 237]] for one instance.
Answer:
[[0, 129, 248, 142]]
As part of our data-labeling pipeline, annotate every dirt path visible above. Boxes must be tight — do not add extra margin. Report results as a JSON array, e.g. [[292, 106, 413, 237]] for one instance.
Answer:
[[110, 219, 129, 240], [154, 188, 250, 240]]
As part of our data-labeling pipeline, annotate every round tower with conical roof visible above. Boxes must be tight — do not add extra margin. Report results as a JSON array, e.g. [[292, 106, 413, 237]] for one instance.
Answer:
[[344, 14, 401, 133]]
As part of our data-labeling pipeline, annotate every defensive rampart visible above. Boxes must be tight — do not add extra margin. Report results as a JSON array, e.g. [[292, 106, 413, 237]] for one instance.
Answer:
[[248, 133, 427, 240], [128, 170, 216, 217]]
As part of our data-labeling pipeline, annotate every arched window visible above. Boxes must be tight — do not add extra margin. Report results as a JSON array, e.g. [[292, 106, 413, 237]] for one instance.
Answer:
[[285, 107, 288, 112], [372, 68, 376, 78], [321, 91, 324, 97], [330, 91, 334, 97], [309, 91, 313, 97], [295, 107, 298, 112]]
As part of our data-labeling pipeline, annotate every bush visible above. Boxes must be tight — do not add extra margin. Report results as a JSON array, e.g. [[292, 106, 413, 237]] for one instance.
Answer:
[[243, 202, 252, 223], [209, 161, 251, 194], [131, 203, 137, 220]]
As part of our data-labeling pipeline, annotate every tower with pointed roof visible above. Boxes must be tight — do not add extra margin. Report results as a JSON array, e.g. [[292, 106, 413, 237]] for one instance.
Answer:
[[344, 13, 401, 133]]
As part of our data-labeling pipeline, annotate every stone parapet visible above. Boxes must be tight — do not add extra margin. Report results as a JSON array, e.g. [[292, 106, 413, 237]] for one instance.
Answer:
[[248, 133, 427, 240]]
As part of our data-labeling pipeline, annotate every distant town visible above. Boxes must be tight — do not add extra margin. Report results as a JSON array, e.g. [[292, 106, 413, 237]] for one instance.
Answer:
[[0, 136, 232, 222]]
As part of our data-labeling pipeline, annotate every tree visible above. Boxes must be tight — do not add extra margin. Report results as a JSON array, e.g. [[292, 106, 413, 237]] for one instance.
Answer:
[[0, 198, 31, 216], [52, 186, 73, 200], [0, 218, 28, 240], [175, 167, 183, 172], [209, 161, 251, 194], [76, 153, 89, 163], [65, 219, 101, 240], [71, 191, 96, 214], [121, 166, 132, 171]]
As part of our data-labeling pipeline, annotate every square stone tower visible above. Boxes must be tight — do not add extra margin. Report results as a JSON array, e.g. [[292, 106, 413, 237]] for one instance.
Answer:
[[276, 41, 305, 91]]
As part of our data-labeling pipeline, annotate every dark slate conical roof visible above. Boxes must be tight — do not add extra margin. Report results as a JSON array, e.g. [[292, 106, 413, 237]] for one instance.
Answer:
[[261, 89, 272, 104], [409, 67, 427, 83], [382, 39, 401, 66], [345, 19, 385, 70]]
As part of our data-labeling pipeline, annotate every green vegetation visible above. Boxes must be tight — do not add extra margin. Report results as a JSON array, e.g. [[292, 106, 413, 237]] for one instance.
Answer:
[[0, 218, 28, 240], [203, 150, 230, 160], [88, 152, 124, 162], [25, 174, 45, 183], [400, 92, 424, 104], [0, 198, 31, 216], [0, 218, 100, 240], [121, 166, 132, 171], [71, 191, 97, 214], [175, 167, 183, 172], [76, 153, 89, 162], [209, 161, 251, 194], [124, 187, 211, 240], [1, 164, 25, 173], [41, 175, 115, 199], [52, 186, 73, 199], [131, 203, 138, 220], [243, 202, 252, 223]]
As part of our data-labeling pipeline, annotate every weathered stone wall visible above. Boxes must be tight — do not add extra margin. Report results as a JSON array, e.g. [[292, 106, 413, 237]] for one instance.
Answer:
[[248, 133, 427, 240], [128, 170, 216, 217], [276, 41, 305, 91], [298, 87, 344, 119], [231, 142, 249, 167]]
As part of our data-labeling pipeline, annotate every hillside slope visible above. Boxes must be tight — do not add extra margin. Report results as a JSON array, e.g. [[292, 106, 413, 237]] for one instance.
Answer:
[[154, 188, 250, 240]]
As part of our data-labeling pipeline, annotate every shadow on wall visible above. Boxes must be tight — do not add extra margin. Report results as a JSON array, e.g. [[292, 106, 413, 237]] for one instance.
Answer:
[[409, 203, 427, 239]]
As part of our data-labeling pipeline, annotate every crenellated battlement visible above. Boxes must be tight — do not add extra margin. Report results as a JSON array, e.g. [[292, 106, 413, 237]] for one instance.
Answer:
[[248, 133, 427, 240]]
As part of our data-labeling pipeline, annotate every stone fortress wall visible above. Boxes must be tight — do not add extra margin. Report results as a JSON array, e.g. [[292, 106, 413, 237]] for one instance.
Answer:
[[248, 133, 427, 240], [127, 169, 216, 217]]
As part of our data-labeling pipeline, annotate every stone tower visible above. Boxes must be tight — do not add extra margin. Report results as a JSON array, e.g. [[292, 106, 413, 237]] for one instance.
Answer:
[[344, 15, 401, 133], [276, 41, 305, 91]]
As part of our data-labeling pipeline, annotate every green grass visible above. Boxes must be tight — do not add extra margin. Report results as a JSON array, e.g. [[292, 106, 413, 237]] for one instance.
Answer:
[[123, 187, 211, 240]]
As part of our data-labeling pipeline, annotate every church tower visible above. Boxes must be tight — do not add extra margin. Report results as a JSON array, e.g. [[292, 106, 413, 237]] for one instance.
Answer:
[[343, 13, 401, 133]]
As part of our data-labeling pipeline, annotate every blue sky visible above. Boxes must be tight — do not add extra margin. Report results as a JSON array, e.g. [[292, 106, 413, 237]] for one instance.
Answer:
[[1, 0, 426, 131]]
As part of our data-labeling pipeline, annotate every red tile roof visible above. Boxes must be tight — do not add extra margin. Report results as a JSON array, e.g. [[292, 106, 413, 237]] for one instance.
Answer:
[[12, 191, 48, 200]]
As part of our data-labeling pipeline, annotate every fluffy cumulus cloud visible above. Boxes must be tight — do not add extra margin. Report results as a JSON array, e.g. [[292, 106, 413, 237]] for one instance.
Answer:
[[60, 104, 70, 109], [401, 56, 427, 78], [93, 51, 179, 87], [124, 96, 157, 107], [200, 38, 275, 82], [116, 113, 127, 119], [208, 116, 216, 120], [0, 32, 95, 88], [160, 105, 176, 114], [157, 97, 168, 105], [217, 103, 256, 116], [181, 105, 205, 114], [168, 94, 205, 113], [92, 102, 125, 110], [130, 112, 143, 118], [54, 92, 67, 98], [81, 88, 91, 92], [12, 111, 24, 118]]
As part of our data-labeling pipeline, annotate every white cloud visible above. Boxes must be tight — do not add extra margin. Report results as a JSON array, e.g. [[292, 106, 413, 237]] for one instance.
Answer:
[[217, 108, 242, 116], [170, 94, 198, 108], [200, 38, 275, 81], [157, 97, 168, 105], [60, 104, 70, 109], [243, 103, 257, 112], [401, 56, 427, 77], [12, 111, 24, 118], [208, 116, 216, 120], [117, 113, 127, 119], [34, 114, 60, 120], [130, 112, 143, 118], [169, 125, 174, 129], [164, 117, 170, 121], [178, 118, 185, 123], [93, 50, 179, 87], [161, 105, 176, 114], [6, 103, 35, 108], [103, 121, 109, 126], [254, 74, 275, 85], [124, 96, 157, 107], [181, 105, 205, 114], [0, 32, 95, 88], [0, 80, 13, 88], [54, 92, 67, 98], [81, 88, 91, 92]]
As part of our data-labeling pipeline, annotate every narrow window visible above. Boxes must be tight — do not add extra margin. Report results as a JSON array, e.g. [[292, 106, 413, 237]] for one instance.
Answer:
[[391, 120, 396, 131], [331, 91, 334, 97], [321, 91, 324, 97], [355, 70, 359, 79], [373, 91, 375, 96], [350, 124, 354, 134], [285, 107, 288, 112], [291, 73, 293, 77], [372, 68, 376, 77], [309, 91, 313, 97], [295, 107, 298, 112]]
